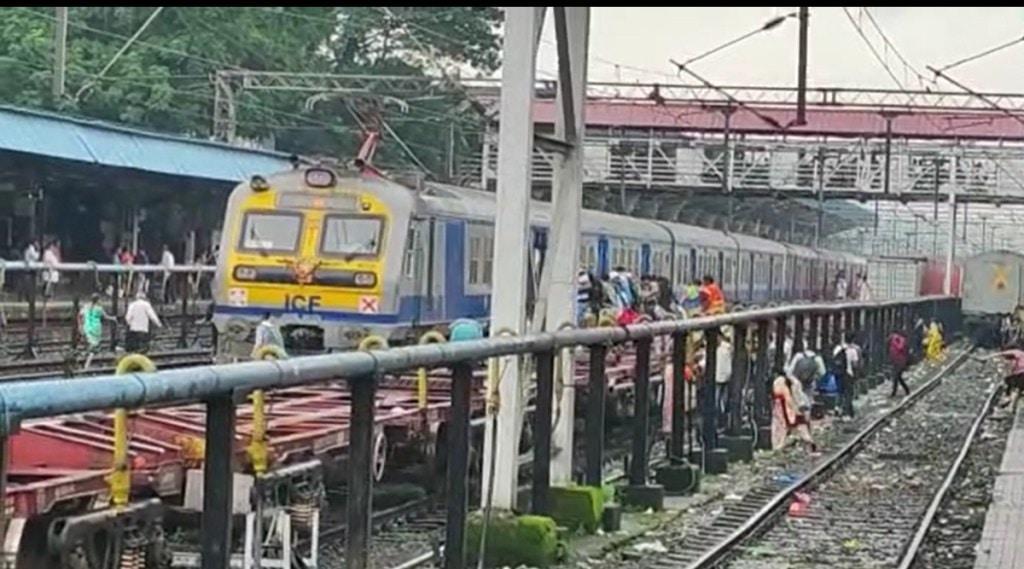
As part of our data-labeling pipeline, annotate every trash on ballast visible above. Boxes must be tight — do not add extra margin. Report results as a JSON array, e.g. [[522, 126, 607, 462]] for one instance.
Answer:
[[632, 540, 668, 554]]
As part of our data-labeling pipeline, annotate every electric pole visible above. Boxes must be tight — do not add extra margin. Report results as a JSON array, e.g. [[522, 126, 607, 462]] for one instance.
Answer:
[[795, 6, 809, 125], [52, 7, 69, 102]]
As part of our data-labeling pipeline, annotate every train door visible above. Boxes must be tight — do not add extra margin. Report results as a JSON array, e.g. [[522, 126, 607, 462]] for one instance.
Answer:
[[747, 252, 755, 301], [717, 250, 725, 287], [403, 217, 430, 323], [689, 247, 697, 281], [641, 243, 652, 276], [597, 236, 609, 277]]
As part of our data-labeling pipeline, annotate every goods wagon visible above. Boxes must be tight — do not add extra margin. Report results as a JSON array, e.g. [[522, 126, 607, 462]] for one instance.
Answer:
[[960, 250, 1024, 344], [918, 260, 962, 297]]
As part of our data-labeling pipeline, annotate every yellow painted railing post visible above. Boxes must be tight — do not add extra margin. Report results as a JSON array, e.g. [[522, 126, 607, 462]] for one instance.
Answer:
[[249, 345, 288, 477], [416, 331, 447, 411], [110, 354, 157, 509], [358, 335, 390, 352]]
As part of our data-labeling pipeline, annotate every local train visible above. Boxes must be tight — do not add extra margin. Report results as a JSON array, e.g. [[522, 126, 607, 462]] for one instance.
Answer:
[[211, 163, 868, 353]]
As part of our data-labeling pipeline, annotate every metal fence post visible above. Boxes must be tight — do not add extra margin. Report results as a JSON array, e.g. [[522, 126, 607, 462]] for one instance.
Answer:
[[721, 323, 752, 463], [700, 327, 728, 473], [629, 338, 652, 486], [179, 270, 192, 348], [792, 314, 805, 354], [21, 269, 38, 359], [669, 333, 687, 461], [444, 362, 474, 569], [808, 313, 820, 353], [200, 394, 236, 569], [773, 316, 787, 373], [753, 321, 771, 450], [820, 312, 832, 354], [584, 345, 607, 487], [346, 375, 377, 569], [532, 350, 555, 515]]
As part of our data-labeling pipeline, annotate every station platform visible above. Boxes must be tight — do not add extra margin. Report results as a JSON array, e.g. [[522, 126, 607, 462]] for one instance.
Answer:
[[973, 404, 1024, 569]]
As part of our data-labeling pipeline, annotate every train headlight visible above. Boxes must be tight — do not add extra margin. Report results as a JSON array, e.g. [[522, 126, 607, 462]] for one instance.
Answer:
[[234, 266, 257, 281], [250, 175, 270, 192], [305, 168, 336, 188], [354, 272, 377, 287]]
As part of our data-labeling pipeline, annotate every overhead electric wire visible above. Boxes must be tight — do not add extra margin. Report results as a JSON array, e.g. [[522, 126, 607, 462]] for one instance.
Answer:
[[842, 6, 1007, 252], [935, 34, 1024, 74]]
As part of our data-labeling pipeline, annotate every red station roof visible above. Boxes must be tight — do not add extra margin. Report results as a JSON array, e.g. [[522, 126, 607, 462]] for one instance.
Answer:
[[532, 99, 1024, 141]]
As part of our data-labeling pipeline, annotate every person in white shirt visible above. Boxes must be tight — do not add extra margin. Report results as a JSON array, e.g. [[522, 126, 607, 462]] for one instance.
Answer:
[[698, 333, 734, 418], [252, 312, 287, 359], [124, 292, 162, 353], [41, 242, 60, 299], [856, 274, 872, 301], [161, 244, 176, 304], [834, 271, 848, 300]]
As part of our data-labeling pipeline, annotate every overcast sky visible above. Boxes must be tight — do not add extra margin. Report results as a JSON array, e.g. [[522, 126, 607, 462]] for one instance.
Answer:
[[528, 7, 1024, 255], [533, 7, 1024, 94]]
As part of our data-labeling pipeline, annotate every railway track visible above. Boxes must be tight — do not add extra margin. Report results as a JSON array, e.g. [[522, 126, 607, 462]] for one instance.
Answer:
[[0, 317, 212, 360], [0, 345, 213, 380], [599, 347, 995, 569], [903, 388, 1015, 569]]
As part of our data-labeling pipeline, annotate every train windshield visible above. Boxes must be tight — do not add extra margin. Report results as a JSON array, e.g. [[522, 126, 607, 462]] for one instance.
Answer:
[[320, 215, 383, 257], [239, 212, 302, 254]]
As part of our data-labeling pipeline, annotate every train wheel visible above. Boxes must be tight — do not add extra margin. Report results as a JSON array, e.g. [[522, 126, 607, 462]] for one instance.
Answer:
[[372, 430, 389, 483]]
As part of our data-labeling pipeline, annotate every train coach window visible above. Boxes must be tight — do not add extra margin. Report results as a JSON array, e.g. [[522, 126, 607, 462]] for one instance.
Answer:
[[321, 215, 384, 257], [239, 211, 303, 253]]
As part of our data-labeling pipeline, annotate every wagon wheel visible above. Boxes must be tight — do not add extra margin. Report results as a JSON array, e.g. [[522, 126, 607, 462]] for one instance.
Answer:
[[372, 430, 389, 483]]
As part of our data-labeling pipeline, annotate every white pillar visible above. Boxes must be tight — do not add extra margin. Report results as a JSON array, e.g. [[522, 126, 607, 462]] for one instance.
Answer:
[[481, 6, 545, 511], [944, 192, 957, 295], [944, 156, 957, 296], [546, 6, 590, 486]]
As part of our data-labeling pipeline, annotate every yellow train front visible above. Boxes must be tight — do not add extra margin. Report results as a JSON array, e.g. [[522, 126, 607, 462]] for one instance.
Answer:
[[212, 165, 417, 356]]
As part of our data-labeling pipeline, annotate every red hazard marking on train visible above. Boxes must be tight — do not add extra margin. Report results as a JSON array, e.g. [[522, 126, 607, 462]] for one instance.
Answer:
[[360, 296, 379, 314]]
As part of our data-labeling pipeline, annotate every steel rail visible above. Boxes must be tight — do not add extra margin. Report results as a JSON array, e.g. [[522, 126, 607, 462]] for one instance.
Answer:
[[683, 347, 973, 569], [894, 365, 1002, 569]]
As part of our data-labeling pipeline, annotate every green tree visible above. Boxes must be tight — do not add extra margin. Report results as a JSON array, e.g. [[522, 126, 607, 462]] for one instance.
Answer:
[[0, 6, 502, 177]]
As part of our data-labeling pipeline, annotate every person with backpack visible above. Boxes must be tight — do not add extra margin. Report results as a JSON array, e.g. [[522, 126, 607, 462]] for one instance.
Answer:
[[888, 329, 911, 397], [831, 333, 858, 419]]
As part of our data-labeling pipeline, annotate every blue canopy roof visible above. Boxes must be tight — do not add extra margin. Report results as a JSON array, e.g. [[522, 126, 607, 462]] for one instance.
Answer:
[[0, 105, 294, 183]]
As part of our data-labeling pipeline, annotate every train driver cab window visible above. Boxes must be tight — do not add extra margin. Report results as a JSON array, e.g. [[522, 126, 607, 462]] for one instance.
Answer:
[[239, 211, 303, 253], [320, 215, 384, 257]]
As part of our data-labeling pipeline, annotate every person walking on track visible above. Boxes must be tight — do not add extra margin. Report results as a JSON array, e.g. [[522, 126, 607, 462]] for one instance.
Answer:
[[888, 329, 911, 397], [831, 333, 859, 420], [124, 292, 162, 354], [78, 293, 115, 371], [976, 349, 1024, 408]]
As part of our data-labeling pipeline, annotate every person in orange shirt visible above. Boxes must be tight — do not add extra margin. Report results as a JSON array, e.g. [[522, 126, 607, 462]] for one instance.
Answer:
[[699, 275, 726, 315]]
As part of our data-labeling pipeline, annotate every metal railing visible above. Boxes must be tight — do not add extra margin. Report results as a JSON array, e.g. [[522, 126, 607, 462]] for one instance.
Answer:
[[459, 136, 1024, 199], [0, 294, 960, 569]]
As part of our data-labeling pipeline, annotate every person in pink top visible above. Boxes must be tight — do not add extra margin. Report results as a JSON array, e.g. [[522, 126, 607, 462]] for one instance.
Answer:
[[978, 349, 1024, 407]]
